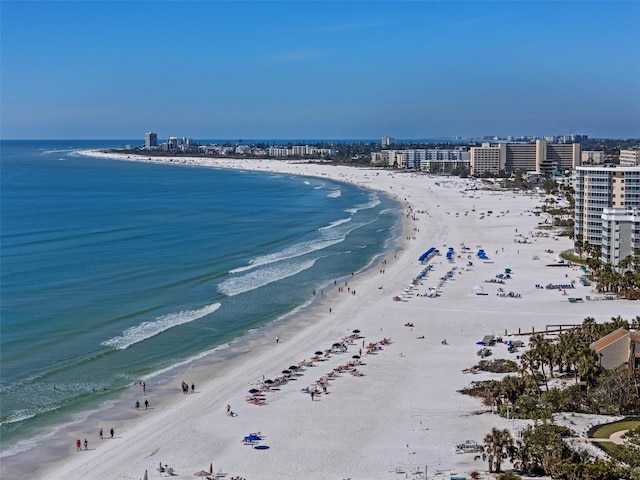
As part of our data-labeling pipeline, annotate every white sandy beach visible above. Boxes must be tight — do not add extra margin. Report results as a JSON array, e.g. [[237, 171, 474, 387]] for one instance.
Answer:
[[12, 153, 638, 480]]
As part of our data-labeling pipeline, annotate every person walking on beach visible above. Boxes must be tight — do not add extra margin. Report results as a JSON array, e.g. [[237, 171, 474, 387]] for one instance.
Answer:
[[144, 399, 149, 409], [142, 381, 146, 394], [99, 428, 103, 440], [76, 439, 81, 451], [191, 382, 195, 393], [275, 335, 279, 343], [84, 438, 88, 450], [110, 428, 114, 439]]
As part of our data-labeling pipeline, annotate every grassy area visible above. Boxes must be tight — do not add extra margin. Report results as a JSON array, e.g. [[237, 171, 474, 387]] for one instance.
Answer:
[[559, 250, 587, 265], [594, 441, 619, 456], [589, 419, 640, 439]]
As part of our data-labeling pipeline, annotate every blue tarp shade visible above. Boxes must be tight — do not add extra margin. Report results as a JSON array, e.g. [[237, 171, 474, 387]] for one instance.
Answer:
[[477, 249, 488, 260], [419, 247, 437, 262]]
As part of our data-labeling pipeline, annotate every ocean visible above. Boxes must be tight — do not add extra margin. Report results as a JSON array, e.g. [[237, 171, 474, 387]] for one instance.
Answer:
[[0, 140, 400, 454]]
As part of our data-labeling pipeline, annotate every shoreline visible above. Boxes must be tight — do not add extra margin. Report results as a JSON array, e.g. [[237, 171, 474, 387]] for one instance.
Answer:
[[5, 151, 638, 480], [1, 151, 407, 478]]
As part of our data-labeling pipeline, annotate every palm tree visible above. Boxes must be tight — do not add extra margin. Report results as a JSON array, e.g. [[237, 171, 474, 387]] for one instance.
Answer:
[[575, 233, 584, 258], [519, 351, 542, 396], [617, 254, 634, 273], [580, 317, 600, 344], [528, 334, 554, 388], [577, 346, 600, 393], [501, 375, 524, 406], [483, 427, 515, 473], [557, 330, 580, 377]]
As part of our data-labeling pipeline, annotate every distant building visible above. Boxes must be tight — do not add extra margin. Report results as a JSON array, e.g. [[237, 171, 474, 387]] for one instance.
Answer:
[[165, 137, 179, 152], [370, 148, 469, 173], [619, 149, 640, 166], [469, 143, 506, 176], [469, 140, 581, 176], [381, 136, 395, 147], [145, 132, 158, 149], [523, 171, 545, 187], [420, 148, 469, 174], [371, 151, 394, 167], [266, 145, 335, 158], [582, 150, 604, 165]]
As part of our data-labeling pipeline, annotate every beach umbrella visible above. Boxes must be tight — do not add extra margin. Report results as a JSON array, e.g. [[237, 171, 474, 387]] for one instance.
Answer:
[[314, 351, 323, 355], [352, 329, 361, 334], [281, 370, 291, 375], [244, 434, 261, 441], [288, 365, 298, 370], [194, 470, 210, 477], [264, 379, 274, 384], [352, 355, 360, 359], [249, 388, 260, 394], [143, 469, 148, 480], [332, 342, 341, 347]]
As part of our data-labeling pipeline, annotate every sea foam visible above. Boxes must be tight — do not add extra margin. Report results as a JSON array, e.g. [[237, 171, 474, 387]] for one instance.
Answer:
[[218, 258, 318, 296], [229, 237, 343, 274], [101, 303, 221, 350]]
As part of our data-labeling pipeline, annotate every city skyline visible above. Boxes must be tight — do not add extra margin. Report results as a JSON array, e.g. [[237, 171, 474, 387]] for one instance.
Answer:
[[1, 1, 639, 140]]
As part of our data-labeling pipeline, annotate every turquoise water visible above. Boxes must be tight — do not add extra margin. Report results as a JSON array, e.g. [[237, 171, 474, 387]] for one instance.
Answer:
[[0, 140, 399, 450]]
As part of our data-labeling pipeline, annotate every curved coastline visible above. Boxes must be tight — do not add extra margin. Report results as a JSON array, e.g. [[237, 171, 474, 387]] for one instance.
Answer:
[[1, 150, 406, 478], [4, 150, 638, 480]]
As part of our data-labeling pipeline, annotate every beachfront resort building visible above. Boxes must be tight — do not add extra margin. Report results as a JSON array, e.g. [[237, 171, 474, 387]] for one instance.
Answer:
[[266, 145, 336, 158], [469, 143, 506, 176], [469, 140, 581, 176], [574, 165, 640, 268], [370, 148, 469, 173]]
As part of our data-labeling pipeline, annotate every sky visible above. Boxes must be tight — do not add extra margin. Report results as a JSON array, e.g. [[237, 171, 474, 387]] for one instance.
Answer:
[[1, 1, 639, 140]]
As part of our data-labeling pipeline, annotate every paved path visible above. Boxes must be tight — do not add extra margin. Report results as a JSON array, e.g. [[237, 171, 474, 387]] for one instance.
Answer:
[[567, 429, 630, 446]]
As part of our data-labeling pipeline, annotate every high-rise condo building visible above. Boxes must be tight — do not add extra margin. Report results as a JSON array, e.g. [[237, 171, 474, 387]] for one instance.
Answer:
[[145, 132, 158, 149], [574, 165, 640, 267]]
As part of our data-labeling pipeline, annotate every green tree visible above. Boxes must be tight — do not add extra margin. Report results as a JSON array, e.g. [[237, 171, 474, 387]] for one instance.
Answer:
[[483, 427, 515, 473], [543, 178, 556, 194], [515, 423, 573, 475]]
